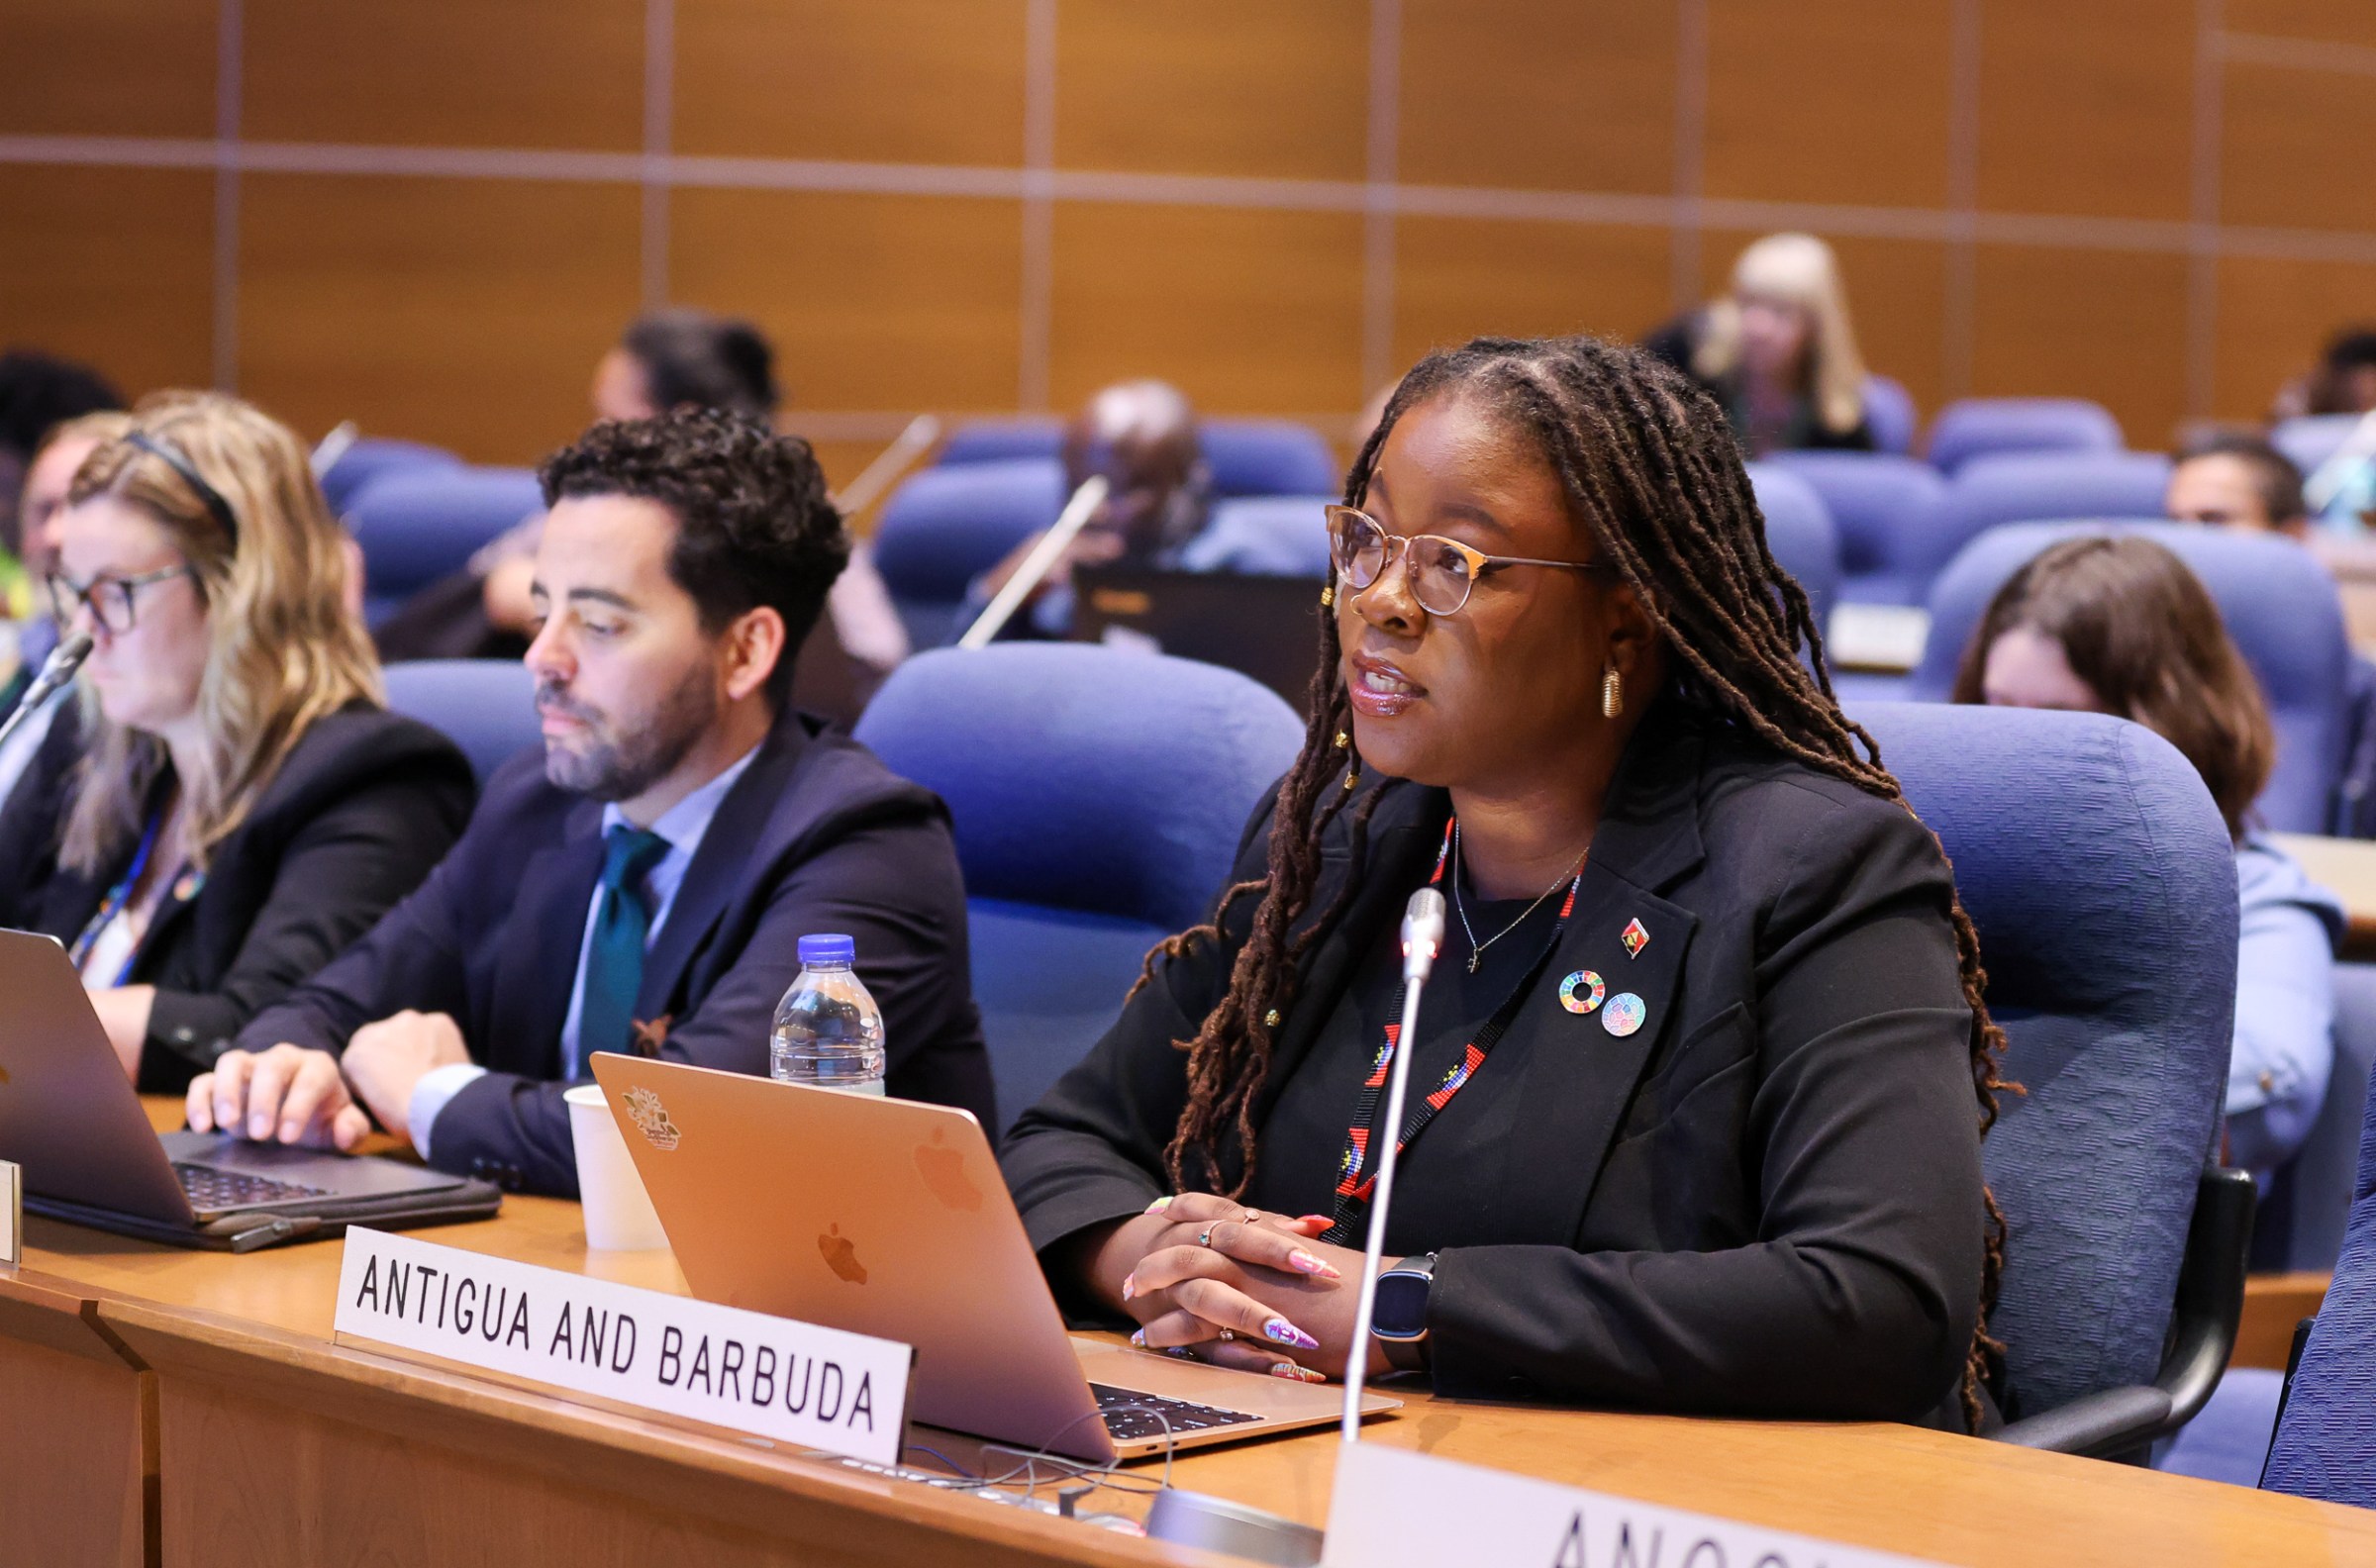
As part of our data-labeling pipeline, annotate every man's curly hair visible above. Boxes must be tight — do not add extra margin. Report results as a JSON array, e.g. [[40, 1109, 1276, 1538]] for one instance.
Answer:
[[538, 407, 849, 704]]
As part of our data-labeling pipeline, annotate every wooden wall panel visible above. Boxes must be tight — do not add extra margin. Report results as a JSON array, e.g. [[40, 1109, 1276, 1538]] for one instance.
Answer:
[[1048, 203, 1364, 415], [2219, 62, 2376, 233], [1699, 230, 1950, 418], [1054, 1, 1368, 182], [1397, 0, 1675, 195], [239, 175, 643, 463], [2227, 0, 2376, 49], [242, 0, 644, 149], [1976, 0, 2194, 222], [0, 165, 216, 398], [0, 0, 216, 137], [2214, 256, 2376, 422], [1703, 0, 1953, 209], [669, 190, 1023, 412], [1971, 245, 2191, 448], [1393, 219, 1671, 375], [673, 0, 1026, 166]]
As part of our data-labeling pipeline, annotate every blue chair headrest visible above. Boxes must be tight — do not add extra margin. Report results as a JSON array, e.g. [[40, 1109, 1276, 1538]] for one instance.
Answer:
[[1765, 451, 1949, 588], [1199, 421, 1340, 499], [872, 459, 1066, 606], [854, 644, 1306, 931], [1860, 374, 1920, 456], [347, 467, 545, 621], [381, 659, 540, 787], [1185, 497, 1335, 577], [1745, 462, 1840, 628], [1912, 520, 2350, 833], [320, 438, 463, 513], [1926, 398, 2125, 475]]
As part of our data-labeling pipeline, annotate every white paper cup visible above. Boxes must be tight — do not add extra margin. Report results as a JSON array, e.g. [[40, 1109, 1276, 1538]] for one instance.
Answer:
[[564, 1084, 670, 1251]]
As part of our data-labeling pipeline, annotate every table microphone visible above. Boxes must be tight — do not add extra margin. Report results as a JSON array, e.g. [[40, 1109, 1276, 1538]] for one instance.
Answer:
[[1339, 886, 1446, 1442], [0, 631, 92, 752], [955, 475, 1111, 649]]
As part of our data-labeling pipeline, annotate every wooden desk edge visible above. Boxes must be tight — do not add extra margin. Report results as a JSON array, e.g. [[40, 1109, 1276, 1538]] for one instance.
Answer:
[[99, 1293, 1238, 1568]]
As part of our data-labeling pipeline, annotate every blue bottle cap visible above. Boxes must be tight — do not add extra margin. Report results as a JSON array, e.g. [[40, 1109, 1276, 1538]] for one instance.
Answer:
[[798, 932, 856, 966]]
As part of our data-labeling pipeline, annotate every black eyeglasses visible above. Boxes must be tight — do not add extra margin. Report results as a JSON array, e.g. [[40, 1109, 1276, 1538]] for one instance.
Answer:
[[45, 564, 198, 635], [1325, 505, 1611, 617]]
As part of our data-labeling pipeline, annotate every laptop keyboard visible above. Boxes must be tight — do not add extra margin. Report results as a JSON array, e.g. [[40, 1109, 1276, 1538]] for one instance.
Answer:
[[173, 1162, 330, 1210], [1088, 1382, 1261, 1442]]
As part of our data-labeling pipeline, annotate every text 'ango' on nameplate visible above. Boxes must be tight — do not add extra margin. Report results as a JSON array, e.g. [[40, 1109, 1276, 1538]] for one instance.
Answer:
[[333, 1226, 913, 1466]]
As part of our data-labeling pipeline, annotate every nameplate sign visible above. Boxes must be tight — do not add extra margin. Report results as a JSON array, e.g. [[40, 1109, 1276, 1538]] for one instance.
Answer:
[[333, 1228, 912, 1465], [0, 1158, 17, 1266], [1324, 1443, 1939, 1568]]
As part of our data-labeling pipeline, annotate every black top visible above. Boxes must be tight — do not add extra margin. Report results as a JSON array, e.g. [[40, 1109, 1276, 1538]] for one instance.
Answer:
[[1001, 697, 1987, 1428], [0, 702, 476, 1091], [1640, 312, 1876, 454], [240, 706, 997, 1197]]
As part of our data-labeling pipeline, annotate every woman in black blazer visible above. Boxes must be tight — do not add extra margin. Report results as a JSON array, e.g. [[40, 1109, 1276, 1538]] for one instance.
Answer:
[[0, 394, 472, 1093], [1000, 337, 2007, 1431]]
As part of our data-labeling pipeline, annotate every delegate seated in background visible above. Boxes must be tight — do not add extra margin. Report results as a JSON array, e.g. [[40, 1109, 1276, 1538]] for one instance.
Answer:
[[1956, 535, 2340, 1185], [1641, 233, 1875, 457], [192, 409, 993, 1196], [963, 378, 1218, 638], [373, 308, 908, 722], [1002, 336, 2001, 1430], [2166, 430, 2309, 539], [0, 349, 122, 618], [0, 394, 474, 1091]]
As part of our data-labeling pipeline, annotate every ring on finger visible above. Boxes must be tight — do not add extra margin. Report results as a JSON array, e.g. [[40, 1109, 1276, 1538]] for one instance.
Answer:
[[1198, 1225, 1217, 1247]]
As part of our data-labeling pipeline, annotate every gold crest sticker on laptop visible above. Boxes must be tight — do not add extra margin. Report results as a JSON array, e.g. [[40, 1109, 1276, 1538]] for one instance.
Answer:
[[622, 1087, 682, 1151]]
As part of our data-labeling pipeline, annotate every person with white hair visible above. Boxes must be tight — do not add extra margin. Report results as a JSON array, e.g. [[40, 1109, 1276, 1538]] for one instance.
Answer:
[[1642, 233, 1874, 456]]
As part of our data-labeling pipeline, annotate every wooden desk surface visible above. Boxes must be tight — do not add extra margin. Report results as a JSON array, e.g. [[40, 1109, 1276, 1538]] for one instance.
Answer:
[[9, 1100, 2376, 1566], [2269, 833, 2376, 962]]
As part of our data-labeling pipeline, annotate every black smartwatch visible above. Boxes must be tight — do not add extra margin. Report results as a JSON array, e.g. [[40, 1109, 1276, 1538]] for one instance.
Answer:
[[1370, 1251, 1437, 1362]]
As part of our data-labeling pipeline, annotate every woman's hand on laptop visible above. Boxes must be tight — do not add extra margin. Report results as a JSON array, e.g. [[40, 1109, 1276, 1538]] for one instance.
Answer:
[[186, 1044, 369, 1151]]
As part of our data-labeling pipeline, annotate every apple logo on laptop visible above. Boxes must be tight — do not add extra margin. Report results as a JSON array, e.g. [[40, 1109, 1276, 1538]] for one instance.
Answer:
[[913, 1127, 982, 1212], [818, 1224, 868, 1284]]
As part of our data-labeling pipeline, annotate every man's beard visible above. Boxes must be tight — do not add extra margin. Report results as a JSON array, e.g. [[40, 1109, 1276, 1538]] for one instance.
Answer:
[[538, 661, 719, 802]]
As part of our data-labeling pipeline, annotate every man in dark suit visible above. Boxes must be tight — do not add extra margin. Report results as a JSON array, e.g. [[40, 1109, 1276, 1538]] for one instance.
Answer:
[[192, 409, 994, 1194]]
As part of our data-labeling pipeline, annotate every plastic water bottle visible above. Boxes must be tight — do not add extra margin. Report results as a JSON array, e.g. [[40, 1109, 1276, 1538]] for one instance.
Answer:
[[770, 933, 886, 1094]]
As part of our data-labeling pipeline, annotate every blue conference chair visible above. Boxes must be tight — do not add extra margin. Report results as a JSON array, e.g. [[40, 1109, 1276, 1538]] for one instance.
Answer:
[[381, 659, 540, 787], [936, 418, 1064, 467], [1910, 521, 2352, 834], [1183, 496, 1335, 577], [2271, 414, 2362, 482], [1861, 374, 1920, 457], [1744, 462, 1841, 630], [1199, 420, 1339, 499], [1924, 449, 2172, 578], [872, 459, 1067, 649], [1925, 397, 2126, 476], [320, 437, 462, 514], [854, 643, 1305, 1127], [347, 466, 544, 628], [1766, 451, 1950, 607], [2261, 1051, 2376, 1506], [1861, 702, 2247, 1455]]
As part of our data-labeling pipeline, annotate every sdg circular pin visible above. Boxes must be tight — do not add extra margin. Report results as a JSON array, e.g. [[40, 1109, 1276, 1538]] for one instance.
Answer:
[[1558, 970, 1606, 1015]]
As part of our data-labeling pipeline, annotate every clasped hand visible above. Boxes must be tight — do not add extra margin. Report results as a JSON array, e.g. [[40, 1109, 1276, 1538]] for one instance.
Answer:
[[1084, 1192, 1392, 1383], [184, 1011, 471, 1150]]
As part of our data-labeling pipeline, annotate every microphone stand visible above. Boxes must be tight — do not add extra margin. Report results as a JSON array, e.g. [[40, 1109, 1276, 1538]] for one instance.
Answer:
[[955, 476, 1111, 648], [1340, 887, 1445, 1441], [0, 632, 92, 753]]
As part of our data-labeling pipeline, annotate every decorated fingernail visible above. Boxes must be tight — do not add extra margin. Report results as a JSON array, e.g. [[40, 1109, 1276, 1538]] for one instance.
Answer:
[[1286, 1249, 1340, 1279], [1121, 1275, 1137, 1302], [1269, 1362, 1327, 1383], [1144, 1196, 1173, 1213], [1297, 1215, 1332, 1227], [1263, 1318, 1320, 1351], [1130, 1328, 1147, 1347]]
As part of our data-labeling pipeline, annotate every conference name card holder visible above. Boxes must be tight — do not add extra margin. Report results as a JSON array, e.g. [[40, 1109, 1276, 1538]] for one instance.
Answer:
[[0, 1158, 18, 1267], [1322, 1444, 1945, 1568], [331, 1227, 913, 1467]]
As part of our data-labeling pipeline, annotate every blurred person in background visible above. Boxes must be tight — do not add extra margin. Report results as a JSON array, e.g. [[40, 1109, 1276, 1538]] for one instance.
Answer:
[[0, 394, 473, 1091], [1956, 536, 2340, 1187], [1643, 233, 1874, 456], [965, 378, 1217, 637], [2271, 326, 2376, 422], [376, 309, 907, 717], [2166, 430, 2310, 539], [0, 350, 123, 633]]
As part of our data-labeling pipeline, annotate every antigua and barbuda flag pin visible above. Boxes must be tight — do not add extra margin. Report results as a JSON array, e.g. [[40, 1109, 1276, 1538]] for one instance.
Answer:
[[1621, 918, 1650, 959]]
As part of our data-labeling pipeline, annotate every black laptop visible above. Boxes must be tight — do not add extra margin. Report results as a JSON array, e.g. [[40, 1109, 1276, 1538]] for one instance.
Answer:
[[1070, 564, 1326, 706], [0, 930, 499, 1251]]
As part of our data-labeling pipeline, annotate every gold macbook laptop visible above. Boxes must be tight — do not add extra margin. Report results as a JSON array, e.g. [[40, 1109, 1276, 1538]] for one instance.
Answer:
[[589, 1053, 1395, 1462]]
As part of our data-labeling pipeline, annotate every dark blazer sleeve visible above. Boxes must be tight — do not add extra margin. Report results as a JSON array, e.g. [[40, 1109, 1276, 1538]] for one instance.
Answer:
[[1426, 796, 1984, 1421], [1000, 789, 1275, 1257], [432, 805, 997, 1197], [144, 756, 474, 1079]]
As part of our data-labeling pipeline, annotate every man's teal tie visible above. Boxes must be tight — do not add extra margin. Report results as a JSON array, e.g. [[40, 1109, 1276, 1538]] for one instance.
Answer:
[[573, 825, 672, 1075]]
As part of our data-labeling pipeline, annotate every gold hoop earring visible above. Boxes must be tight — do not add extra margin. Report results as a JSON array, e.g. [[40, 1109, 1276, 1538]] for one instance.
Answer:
[[1601, 665, 1624, 720]]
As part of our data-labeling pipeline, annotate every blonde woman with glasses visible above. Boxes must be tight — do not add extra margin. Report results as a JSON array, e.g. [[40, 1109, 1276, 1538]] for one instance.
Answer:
[[0, 393, 474, 1089]]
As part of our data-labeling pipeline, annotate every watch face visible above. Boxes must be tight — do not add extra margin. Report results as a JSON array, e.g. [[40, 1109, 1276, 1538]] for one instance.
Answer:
[[1372, 1269, 1430, 1339]]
